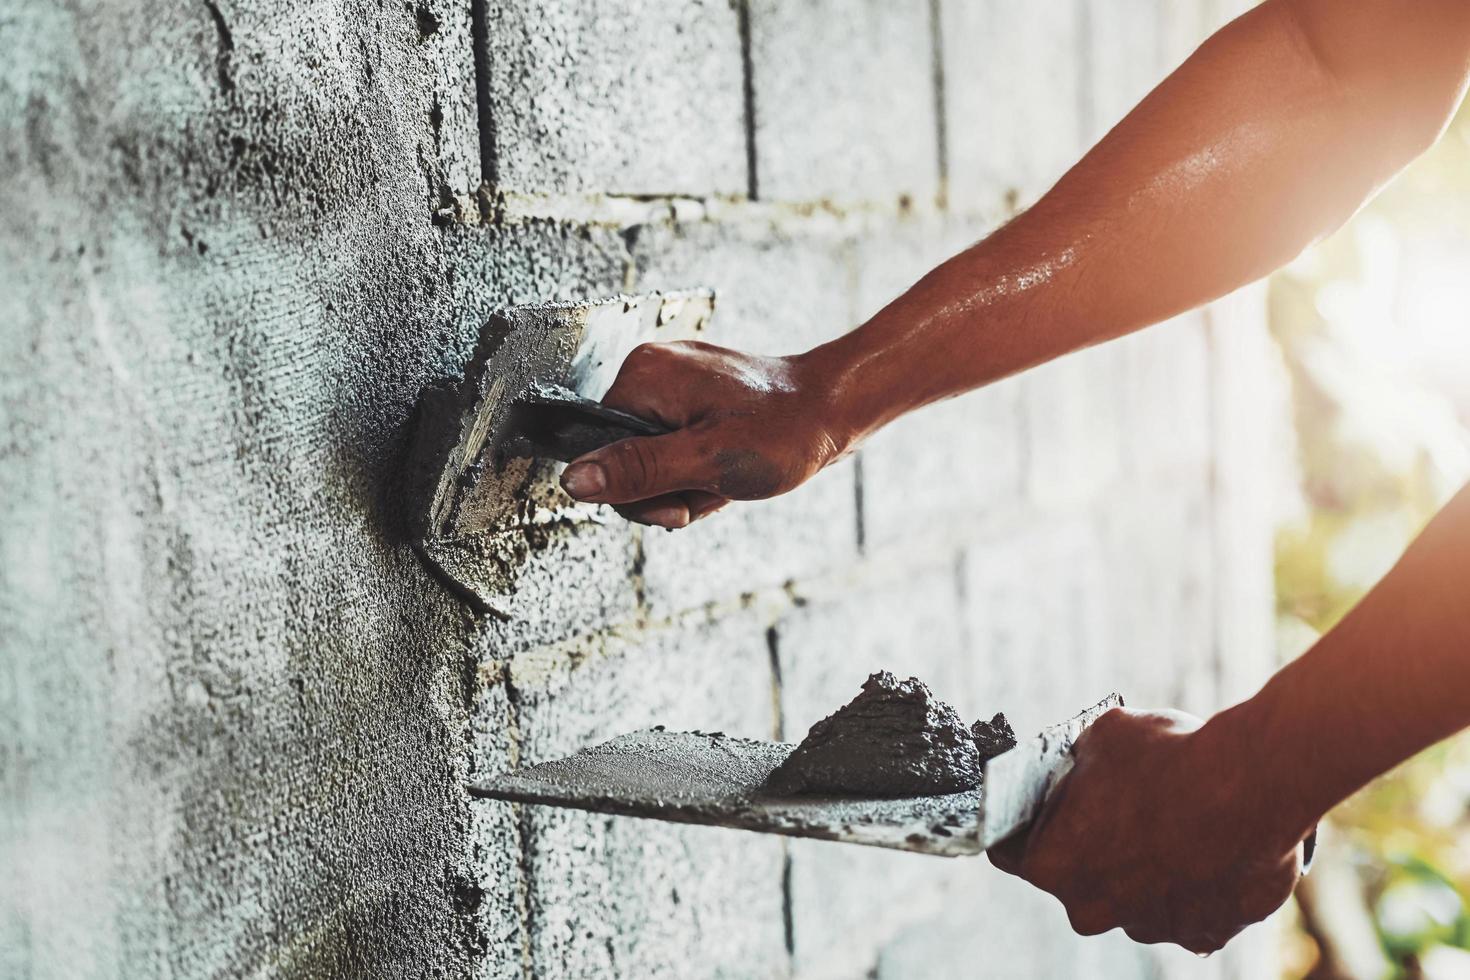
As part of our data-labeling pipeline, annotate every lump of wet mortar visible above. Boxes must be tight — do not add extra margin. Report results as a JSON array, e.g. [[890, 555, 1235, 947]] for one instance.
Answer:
[[765, 671, 984, 797], [971, 712, 1018, 759]]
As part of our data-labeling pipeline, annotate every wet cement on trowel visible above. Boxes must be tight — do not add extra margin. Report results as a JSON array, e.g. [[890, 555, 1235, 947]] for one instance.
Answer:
[[470, 727, 987, 855], [470, 672, 1020, 855], [766, 671, 1017, 797]]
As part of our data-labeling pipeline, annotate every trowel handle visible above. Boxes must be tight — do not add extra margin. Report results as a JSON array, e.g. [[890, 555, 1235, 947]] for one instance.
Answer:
[[504, 382, 672, 463]]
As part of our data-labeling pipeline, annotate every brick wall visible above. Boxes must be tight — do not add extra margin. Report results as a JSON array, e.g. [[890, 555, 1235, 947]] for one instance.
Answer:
[[0, 0, 1284, 978]]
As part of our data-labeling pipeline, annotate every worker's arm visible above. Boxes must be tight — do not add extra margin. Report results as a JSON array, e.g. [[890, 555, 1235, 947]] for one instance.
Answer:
[[559, 0, 1470, 528], [989, 483, 1470, 953]]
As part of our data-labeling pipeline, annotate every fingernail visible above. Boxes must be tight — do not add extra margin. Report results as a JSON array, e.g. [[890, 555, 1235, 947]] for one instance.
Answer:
[[561, 462, 606, 499]]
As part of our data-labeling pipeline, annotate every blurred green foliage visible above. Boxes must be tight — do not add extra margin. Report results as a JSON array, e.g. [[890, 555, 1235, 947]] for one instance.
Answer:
[[1271, 100, 1470, 978]]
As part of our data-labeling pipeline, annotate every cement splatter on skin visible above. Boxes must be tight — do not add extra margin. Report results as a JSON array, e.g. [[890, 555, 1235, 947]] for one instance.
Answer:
[[713, 446, 786, 499], [766, 671, 997, 797]]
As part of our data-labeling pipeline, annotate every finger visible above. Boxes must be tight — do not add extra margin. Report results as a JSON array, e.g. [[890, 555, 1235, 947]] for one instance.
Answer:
[[1237, 855, 1303, 925], [1123, 924, 1169, 946], [685, 491, 730, 522], [1126, 912, 1222, 951], [1066, 905, 1114, 937], [1179, 926, 1235, 957], [613, 494, 692, 529], [1170, 892, 1246, 955], [612, 492, 728, 528], [561, 430, 716, 505], [1067, 707, 1126, 758]]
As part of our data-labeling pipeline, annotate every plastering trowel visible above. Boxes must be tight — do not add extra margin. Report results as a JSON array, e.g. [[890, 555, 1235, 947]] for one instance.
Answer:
[[405, 291, 709, 611], [469, 695, 1121, 857], [408, 290, 709, 548]]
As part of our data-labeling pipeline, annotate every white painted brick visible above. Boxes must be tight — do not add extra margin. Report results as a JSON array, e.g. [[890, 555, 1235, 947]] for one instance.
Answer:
[[861, 381, 1025, 552], [845, 216, 1026, 550], [639, 463, 859, 618], [940, 0, 1087, 215], [1023, 344, 1126, 511], [1096, 484, 1218, 716], [482, 0, 746, 196], [875, 871, 1179, 980], [1116, 312, 1214, 478], [1207, 286, 1290, 705], [1085, 0, 1167, 143], [630, 219, 856, 354], [851, 214, 990, 323], [1159, 0, 1213, 67], [959, 518, 1116, 739], [749, 0, 939, 205]]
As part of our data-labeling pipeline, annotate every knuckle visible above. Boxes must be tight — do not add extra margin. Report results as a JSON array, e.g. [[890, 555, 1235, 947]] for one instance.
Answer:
[[627, 341, 689, 370], [1090, 706, 1132, 734], [613, 344, 668, 386], [1239, 866, 1298, 924], [1075, 706, 1153, 756], [1183, 926, 1236, 956], [599, 437, 658, 493], [1075, 710, 1125, 752], [1066, 905, 1113, 937], [609, 439, 659, 495], [1123, 925, 1165, 946]]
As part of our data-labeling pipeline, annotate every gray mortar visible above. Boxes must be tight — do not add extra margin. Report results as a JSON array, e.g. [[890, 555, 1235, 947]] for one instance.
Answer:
[[472, 728, 986, 857], [971, 712, 1019, 759], [766, 671, 985, 797]]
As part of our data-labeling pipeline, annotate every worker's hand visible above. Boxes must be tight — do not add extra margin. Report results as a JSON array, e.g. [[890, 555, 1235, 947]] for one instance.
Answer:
[[559, 341, 851, 528], [988, 707, 1308, 954]]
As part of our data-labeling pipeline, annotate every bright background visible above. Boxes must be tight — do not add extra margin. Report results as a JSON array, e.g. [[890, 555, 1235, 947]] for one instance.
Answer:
[[1271, 101, 1470, 980]]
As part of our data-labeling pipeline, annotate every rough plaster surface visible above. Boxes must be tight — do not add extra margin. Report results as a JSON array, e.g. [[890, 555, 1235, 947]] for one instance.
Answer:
[[2, 0, 1284, 977], [0, 1, 489, 977]]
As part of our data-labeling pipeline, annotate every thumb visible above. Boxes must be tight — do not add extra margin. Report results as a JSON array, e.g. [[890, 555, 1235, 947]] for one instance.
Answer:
[[560, 430, 715, 505]]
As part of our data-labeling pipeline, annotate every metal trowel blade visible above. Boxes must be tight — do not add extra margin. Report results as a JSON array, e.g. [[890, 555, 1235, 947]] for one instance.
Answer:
[[468, 694, 1121, 856]]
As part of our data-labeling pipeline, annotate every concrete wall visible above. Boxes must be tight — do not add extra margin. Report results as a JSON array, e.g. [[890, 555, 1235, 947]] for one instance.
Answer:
[[1, 0, 1285, 978]]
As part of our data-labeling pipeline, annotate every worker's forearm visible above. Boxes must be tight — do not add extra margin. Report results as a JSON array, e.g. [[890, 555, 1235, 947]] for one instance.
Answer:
[[805, 0, 1469, 442], [1209, 484, 1470, 851]]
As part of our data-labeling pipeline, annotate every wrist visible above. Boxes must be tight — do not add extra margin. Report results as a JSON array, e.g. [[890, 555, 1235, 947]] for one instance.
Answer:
[[795, 305, 926, 452], [1195, 692, 1325, 855], [789, 340, 884, 458]]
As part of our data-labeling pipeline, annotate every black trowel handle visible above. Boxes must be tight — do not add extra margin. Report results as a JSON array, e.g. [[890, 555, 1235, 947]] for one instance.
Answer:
[[503, 382, 672, 463]]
